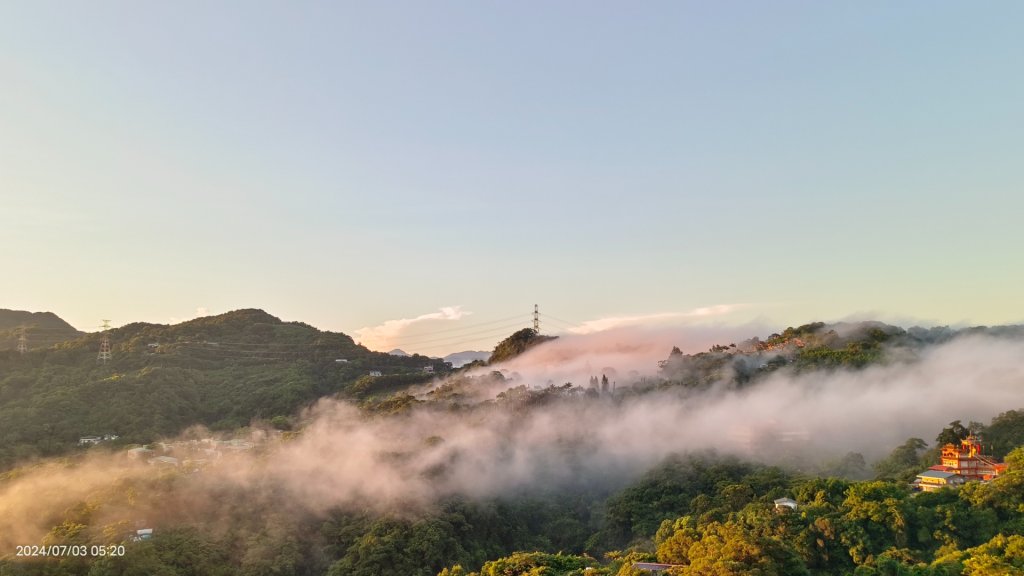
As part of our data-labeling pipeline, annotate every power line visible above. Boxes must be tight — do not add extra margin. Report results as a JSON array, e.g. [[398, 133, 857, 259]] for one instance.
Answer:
[[540, 318, 578, 333], [411, 339, 499, 355], [381, 314, 531, 343], [174, 327, 518, 358], [173, 340, 329, 348], [379, 320, 528, 348], [539, 312, 583, 329], [129, 316, 531, 350], [176, 345, 298, 354], [406, 329, 521, 354], [175, 344, 305, 356], [177, 352, 291, 361], [9, 325, 83, 330], [408, 305, 572, 353], [410, 305, 544, 354]]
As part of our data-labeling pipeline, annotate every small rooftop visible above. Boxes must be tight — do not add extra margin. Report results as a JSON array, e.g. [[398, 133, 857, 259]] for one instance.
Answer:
[[632, 563, 681, 572], [774, 497, 798, 510], [918, 470, 959, 480]]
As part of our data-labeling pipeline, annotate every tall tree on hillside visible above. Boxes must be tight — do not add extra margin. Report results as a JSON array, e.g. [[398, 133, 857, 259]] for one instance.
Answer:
[[937, 421, 971, 447]]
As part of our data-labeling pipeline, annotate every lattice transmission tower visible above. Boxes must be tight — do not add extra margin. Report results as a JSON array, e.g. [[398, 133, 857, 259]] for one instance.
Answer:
[[97, 319, 113, 363], [16, 327, 28, 355], [533, 304, 540, 333]]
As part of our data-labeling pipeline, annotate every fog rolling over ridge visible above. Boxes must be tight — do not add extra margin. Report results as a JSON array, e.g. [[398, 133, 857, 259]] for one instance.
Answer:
[[280, 332, 1022, 505], [2, 329, 1024, 550]]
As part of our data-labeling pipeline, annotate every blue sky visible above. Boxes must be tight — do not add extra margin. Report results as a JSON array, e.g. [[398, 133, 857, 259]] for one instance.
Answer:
[[2, 2, 1023, 354]]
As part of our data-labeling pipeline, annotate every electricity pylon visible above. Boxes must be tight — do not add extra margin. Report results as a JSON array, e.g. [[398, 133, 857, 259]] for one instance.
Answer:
[[97, 319, 112, 363], [16, 327, 28, 354]]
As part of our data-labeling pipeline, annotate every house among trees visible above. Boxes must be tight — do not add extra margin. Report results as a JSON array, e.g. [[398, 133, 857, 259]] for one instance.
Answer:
[[369, 370, 382, 377], [79, 434, 117, 446], [773, 497, 798, 511], [914, 434, 1007, 491], [127, 447, 155, 458], [218, 439, 255, 452], [915, 470, 967, 492]]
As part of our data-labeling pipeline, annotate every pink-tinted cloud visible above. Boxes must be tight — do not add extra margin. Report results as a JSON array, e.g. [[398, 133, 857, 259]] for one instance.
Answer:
[[355, 306, 469, 350], [567, 304, 747, 334]]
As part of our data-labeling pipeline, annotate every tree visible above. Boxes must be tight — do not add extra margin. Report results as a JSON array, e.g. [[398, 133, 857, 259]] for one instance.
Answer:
[[875, 439, 928, 481], [981, 409, 1024, 459], [489, 329, 556, 364], [821, 452, 869, 479], [841, 482, 911, 563], [475, 551, 597, 576], [960, 534, 1024, 575], [659, 519, 808, 576], [936, 421, 970, 447]]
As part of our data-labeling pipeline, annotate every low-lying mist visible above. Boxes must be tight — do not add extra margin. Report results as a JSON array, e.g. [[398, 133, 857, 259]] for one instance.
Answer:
[[2, 329, 1023, 551]]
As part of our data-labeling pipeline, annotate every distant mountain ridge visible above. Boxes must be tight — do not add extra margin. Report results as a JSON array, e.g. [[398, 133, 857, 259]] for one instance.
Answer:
[[0, 308, 83, 350], [0, 309, 79, 332], [443, 350, 490, 367], [392, 349, 490, 367]]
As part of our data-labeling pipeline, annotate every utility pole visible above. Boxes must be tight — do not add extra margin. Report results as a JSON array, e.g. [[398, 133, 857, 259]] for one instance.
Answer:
[[97, 319, 112, 363], [533, 304, 540, 334], [16, 327, 28, 355]]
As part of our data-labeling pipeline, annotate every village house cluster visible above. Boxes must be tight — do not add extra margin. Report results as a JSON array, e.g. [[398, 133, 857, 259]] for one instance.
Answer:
[[78, 434, 120, 445], [124, 437, 262, 469]]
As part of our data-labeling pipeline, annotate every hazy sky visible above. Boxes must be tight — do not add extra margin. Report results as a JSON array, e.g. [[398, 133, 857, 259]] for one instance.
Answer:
[[2, 2, 1022, 354]]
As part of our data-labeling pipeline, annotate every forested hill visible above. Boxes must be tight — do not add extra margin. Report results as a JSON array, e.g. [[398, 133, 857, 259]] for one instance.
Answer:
[[0, 308, 83, 350], [656, 320, 1024, 390], [0, 308, 448, 467], [0, 309, 79, 332]]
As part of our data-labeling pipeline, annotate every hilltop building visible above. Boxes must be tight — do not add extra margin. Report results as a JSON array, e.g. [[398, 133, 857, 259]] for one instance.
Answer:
[[914, 435, 1007, 492]]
